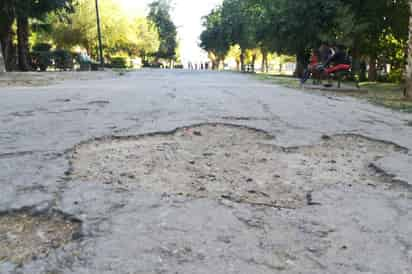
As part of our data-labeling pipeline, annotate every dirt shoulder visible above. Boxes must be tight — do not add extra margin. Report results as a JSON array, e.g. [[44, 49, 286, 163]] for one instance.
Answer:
[[0, 70, 122, 88]]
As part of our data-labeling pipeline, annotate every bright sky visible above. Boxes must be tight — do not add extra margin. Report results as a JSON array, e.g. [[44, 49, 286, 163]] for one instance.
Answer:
[[118, 0, 223, 64]]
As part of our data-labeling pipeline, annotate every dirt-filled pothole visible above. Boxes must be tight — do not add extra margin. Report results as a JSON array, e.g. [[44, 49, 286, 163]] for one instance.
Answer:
[[69, 124, 405, 208], [0, 210, 81, 265]]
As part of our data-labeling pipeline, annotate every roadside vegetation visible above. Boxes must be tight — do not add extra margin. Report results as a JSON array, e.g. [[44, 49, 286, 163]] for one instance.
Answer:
[[200, 0, 412, 100], [256, 73, 412, 112], [0, 0, 179, 72]]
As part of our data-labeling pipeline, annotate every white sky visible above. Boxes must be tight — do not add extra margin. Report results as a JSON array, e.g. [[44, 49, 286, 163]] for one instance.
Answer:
[[118, 0, 223, 64]]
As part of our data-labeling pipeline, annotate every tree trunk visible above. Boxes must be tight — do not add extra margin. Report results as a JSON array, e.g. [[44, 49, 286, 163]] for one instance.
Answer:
[[261, 49, 268, 73], [0, 43, 5, 73], [0, 1, 15, 72], [359, 60, 367, 82], [217, 59, 222, 70], [405, 0, 412, 98], [261, 53, 266, 73], [368, 54, 377, 82], [0, 32, 16, 71], [294, 51, 307, 78], [251, 54, 256, 73], [17, 16, 31, 71], [240, 49, 245, 72], [351, 41, 361, 78]]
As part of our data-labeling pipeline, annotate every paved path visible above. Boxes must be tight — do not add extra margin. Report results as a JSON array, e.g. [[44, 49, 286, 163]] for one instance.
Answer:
[[1, 69, 411, 274]]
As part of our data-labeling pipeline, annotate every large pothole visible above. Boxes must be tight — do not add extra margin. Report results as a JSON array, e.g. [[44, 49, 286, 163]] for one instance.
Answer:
[[0, 210, 81, 265], [68, 124, 405, 208]]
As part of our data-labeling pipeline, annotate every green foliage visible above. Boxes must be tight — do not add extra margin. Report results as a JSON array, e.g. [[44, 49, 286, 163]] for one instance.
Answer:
[[148, 0, 177, 60], [30, 51, 52, 71], [12, 0, 74, 21], [30, 42, 53, 71], [200, 7, 231, 66], [129, 18, 160, 59], [43, 0, 161, 61], [203, 0, 410, 80], [53, 49, 73, 70], [387, 69, 404, 84], [110, 57, 130, 69], [32, 43, 52, 52]]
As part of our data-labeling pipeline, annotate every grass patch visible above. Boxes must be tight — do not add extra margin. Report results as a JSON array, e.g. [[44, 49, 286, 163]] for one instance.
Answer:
[[356, 82, 412, 112], [256, 74, 412, 113], [255, 74, 301, 89]]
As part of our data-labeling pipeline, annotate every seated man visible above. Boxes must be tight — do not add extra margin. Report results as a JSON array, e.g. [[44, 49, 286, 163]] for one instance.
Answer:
[[323, 45, 351, 75]]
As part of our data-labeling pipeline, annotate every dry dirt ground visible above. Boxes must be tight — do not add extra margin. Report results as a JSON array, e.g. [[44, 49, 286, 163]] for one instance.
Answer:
[[0, 71, 118, 87], [0, 69, 411, 274]]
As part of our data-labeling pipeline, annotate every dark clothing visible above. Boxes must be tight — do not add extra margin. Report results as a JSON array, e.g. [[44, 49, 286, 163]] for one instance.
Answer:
[[319, 45, 332, 64], [324, 50, 350, 67]]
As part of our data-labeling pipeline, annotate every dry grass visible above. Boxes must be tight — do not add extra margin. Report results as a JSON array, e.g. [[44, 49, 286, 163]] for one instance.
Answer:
[[256, 73, 412, 113]]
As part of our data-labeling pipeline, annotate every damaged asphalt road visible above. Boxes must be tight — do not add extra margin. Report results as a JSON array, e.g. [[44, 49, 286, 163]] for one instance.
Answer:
[[0, 69, 412, 274]]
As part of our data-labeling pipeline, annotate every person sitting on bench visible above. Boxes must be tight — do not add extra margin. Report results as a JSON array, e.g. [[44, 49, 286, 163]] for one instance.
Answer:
[[323, 45, 351, 75]]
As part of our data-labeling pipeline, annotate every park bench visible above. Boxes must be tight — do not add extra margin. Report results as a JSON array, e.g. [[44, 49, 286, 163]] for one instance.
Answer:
[[332, 68, 360, 89], [311, 64, 359, 89]]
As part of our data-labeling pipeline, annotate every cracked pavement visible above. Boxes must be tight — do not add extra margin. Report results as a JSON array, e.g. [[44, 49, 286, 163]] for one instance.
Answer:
[[0, 69, 412, 274]]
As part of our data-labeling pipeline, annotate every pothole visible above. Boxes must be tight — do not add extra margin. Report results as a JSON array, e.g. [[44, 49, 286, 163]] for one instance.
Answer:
[[0, 209, 81, 265], [68, 124, 405, 208]]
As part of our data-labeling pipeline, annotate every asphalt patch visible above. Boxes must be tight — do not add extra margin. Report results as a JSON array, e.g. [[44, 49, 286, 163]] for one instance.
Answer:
[[68, 124, 404, 208]]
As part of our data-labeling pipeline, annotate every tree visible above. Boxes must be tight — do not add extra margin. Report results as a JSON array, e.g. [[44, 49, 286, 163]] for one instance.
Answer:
[[221, 0, 259, 71], [273, 0, 340, 76], [0, 0, 74, 71], [329, 0, 409, 80], [15, 0, 74, 70], [406, 0, 412, 98], [0, 43, 5, 73], [0, 0, 17, 71], [200, 7, 231, 70], [129, 18, 160, 62], [148, 0, 177, 63], [50, 0, 135, 57]]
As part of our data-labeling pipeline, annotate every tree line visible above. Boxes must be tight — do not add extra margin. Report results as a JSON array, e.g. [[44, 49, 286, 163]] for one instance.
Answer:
[[200, 0, 409, 83], [0, 0, 178, 71]]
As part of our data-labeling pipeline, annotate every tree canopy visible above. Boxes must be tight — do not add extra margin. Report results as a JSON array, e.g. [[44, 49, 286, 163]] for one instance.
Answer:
[[0, 0, 165, 70], [200, 0, 409, 78], [148, 0, 178, 61]]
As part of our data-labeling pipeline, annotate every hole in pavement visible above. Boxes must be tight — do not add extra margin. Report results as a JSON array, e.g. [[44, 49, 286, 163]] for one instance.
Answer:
[[68, 123, 405, 208], [0, 209, 81, 265]]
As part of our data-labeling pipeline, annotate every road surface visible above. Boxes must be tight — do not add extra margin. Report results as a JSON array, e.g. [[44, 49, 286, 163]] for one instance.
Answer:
[[1, 69, 412, 274]]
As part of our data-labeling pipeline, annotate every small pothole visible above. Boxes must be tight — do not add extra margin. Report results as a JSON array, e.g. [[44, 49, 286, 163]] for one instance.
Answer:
[[0, 209, 81, 265], [68, 123, 404, 208]]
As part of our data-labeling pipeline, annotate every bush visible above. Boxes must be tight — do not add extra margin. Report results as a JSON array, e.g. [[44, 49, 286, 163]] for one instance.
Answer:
[[387, 68, 403, 83], [110, 57, 129, 69], [142, 61, 163, 68], [32, 43, 52, 52], [30, 51, 52, 71], [53, 49, 74, 70], [30, 43, 53, 71]]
